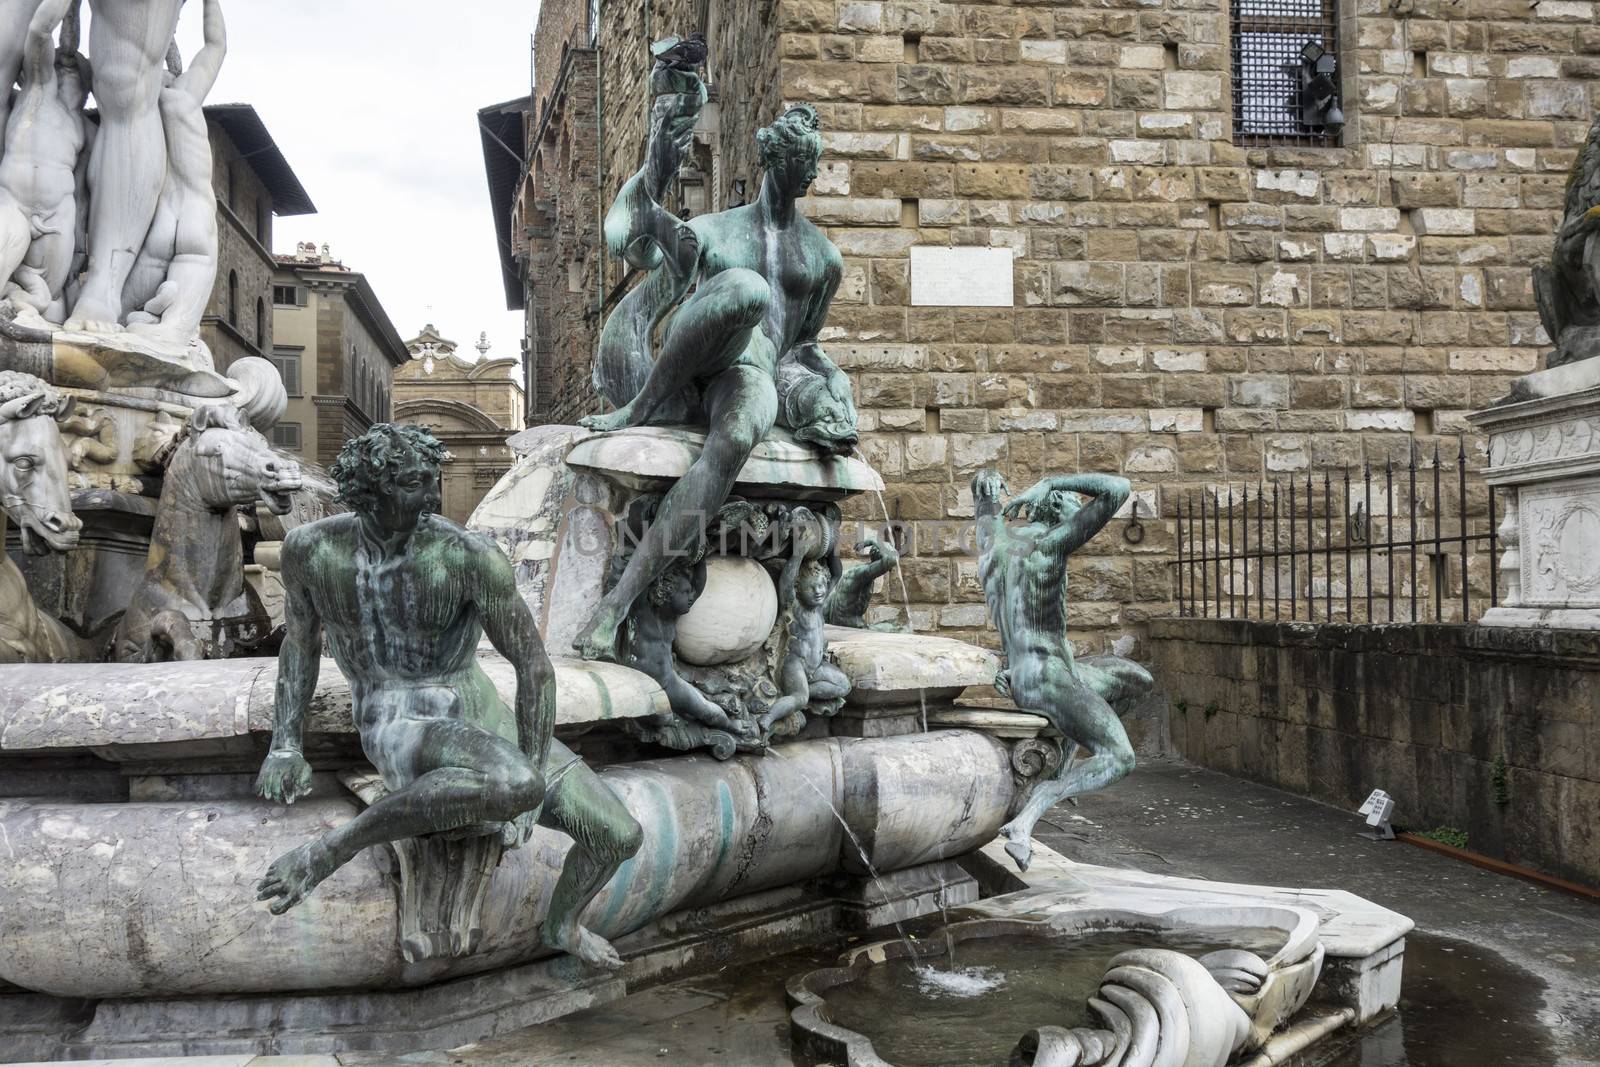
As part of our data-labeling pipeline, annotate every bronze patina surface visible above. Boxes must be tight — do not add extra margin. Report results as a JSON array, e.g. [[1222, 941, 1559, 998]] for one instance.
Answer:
[[573, 41, 856, 665], [972, 469, 1155, 871], [254, 424, 643, 971]]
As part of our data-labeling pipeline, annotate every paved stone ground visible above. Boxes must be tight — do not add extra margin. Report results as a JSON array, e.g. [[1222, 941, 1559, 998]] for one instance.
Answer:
[[1034, 757, 1600, 1067], [18, 758, 1599, 1066]]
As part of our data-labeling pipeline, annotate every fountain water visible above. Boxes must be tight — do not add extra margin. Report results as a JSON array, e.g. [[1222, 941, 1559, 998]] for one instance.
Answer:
[[772, 747, 991, 987], [854, 449, 933, 736]]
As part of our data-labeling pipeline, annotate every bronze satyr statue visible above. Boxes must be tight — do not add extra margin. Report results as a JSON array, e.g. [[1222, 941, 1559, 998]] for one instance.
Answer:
[[254, 424, 643, 971], [760, 557, 851, 732], [760, 506, 849, 731], [623, 558, 753, 740], [573, 37, 856, 664], [973, 470, 1155, 871]]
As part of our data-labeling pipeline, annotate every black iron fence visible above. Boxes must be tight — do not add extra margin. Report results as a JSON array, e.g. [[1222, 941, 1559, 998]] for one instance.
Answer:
[[1174, 439, 1500, 624]]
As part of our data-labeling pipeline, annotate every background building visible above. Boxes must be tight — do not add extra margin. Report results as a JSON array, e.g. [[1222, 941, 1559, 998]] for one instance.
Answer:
[[203, 104, 316, 372], [393, 325, 526, 524], [487, 0, 1581, 654], [269, 242, 409, 463]]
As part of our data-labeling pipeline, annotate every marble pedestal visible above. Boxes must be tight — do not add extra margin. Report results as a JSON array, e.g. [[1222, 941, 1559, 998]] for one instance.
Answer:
[[1470, 361, 1600, 629]]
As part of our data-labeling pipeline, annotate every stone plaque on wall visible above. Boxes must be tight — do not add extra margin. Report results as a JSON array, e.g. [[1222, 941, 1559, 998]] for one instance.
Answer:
[[910, 247, 1014, 307]]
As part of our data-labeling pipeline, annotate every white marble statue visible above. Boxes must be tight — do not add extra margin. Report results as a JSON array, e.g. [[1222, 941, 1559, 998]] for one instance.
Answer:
[[62, 0, 185, 333], [0, 1, 42, 144], [0, 0, 230, 366], [123, 0, 224, 360], [0, 0, 89, 325]]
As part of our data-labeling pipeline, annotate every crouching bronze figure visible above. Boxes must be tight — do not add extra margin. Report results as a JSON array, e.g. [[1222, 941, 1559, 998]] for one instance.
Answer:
[[254, 424, 643, 971]]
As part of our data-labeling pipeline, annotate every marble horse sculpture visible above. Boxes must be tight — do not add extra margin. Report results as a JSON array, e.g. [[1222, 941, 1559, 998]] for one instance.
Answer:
[[0, 369, 90, 662], [112, 401, 301, 661], [972, 469, 1155, 871], [1534, 111, 1600, 368], [253, 424, 643, 971], [0, 0, 91, 324], [573, 36, 857, 664]]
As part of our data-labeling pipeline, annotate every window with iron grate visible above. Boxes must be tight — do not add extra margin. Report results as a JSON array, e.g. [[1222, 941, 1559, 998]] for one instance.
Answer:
[[1231, 0, 1343, 146], [270, 422, 302, 450]]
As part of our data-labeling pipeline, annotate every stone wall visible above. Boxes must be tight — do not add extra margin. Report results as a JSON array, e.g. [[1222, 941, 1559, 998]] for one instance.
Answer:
[[522, 0, 1592, 654], [527, 51, 602, 426], [597, 0, 784, 262], [1148, 617, 1600, 887]]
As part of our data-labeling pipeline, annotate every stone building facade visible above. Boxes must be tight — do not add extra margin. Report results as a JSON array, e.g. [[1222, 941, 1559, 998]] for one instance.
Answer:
[[492, 0, 1591, 653], [393, 325, 526, 525], [201, 105, 316, 373], [269, 243, 409, 465]]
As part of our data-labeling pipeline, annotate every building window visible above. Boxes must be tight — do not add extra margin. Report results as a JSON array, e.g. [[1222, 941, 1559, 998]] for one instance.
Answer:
[[227, 271, 238, 327], [272, 284, 303, 306], [269, 347, 302, 396], [255, 297, 265, 345], [269, 422, 302, 450], [256, 200, 269, 244], [1231, 0, 1342, 145], [227, 163, 237, 210]]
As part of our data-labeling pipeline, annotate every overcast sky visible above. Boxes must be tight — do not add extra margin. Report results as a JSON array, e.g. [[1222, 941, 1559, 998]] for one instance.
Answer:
[[157, 0, 536, 364]]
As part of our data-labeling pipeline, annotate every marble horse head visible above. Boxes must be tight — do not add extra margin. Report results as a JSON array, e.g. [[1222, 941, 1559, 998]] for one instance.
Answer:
[[177, 402, 302, 516], [0, 370, 81, 555]]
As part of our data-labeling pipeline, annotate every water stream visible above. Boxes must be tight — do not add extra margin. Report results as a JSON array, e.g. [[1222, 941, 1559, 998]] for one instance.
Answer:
[[770, 750, 981, 983], [852, 452, 933, 736]]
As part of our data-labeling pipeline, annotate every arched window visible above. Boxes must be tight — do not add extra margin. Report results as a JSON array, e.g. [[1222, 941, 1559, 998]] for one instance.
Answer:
[[255, 297, 265, 345], [255, 200, 269, 243], [227, 271, 238, 327]]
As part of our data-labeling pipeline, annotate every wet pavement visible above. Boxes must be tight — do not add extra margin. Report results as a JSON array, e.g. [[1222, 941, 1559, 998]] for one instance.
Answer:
[[1035, 758, 1600, 1067], [197, 758, 1600, 1066]]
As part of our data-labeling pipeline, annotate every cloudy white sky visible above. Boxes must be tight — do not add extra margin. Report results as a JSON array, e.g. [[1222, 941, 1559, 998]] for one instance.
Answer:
[[157, 0, 536, 362]]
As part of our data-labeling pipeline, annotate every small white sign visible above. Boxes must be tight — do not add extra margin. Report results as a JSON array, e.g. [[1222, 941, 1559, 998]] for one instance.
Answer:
[[910, 246, 1014, 307]]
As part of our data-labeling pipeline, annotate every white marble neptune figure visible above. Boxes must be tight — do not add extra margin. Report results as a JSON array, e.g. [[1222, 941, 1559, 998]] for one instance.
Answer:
[[0, 0, 225, 369]]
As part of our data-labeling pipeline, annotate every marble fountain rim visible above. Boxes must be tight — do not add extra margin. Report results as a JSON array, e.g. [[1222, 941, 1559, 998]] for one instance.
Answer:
[[786, 902, 1322, 1067]]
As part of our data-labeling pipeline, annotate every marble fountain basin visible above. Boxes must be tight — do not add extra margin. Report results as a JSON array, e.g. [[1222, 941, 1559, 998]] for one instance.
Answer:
[[0, 728, 1013, 998], [789, 900, 1334, 1067], [0, 625, 1018, 1058]]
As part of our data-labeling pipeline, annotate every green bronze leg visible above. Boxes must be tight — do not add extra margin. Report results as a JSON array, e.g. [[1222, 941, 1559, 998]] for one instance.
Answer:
[[575, 360, 778, 662], [581, 267, 770, 433], [999, 668, 1136, 873], [537, 741, 645, 971], [257, 717, 545, 915]]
